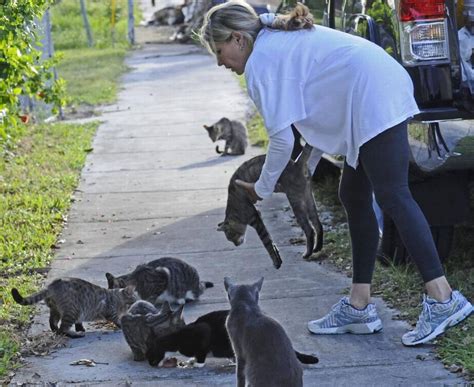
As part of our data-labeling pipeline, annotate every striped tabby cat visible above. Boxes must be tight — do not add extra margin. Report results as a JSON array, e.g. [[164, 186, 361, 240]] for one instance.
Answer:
[[218, 144, 323, 268], [121, 300, 185, 361], [106, 257, 214, 305], [203, 117, 248, 155], [11, 278, 137, 338]]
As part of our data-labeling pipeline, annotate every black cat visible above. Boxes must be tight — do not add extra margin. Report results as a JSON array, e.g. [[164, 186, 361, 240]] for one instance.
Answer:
[[146, 310, 319, 367]]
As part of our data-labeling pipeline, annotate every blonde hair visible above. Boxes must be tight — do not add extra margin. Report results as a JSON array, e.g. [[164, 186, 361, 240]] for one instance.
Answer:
[[198, 1, 314, 54]]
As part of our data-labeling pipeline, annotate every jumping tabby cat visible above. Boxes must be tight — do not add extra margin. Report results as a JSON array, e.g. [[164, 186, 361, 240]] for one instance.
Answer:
[[203, 117, 248, 155], [122, 300, 185, 361], [218, 144, 323, 268], [106, 257, 213, 305], [224, 277, 306, 387], [146, 309, 318, 368], [11, 278, 137, 338]]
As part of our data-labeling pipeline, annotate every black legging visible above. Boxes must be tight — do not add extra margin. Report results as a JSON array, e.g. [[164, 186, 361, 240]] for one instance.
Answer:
[[338, 121, 445, 284]]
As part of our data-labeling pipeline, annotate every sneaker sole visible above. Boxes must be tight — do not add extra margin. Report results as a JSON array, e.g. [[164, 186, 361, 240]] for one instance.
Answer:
[[307, 318, 383, 335], [402, 302, 473, 346]]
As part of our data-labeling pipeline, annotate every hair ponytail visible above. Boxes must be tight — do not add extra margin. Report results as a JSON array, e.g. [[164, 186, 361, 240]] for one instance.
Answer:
[[270, 3, 314, 31]]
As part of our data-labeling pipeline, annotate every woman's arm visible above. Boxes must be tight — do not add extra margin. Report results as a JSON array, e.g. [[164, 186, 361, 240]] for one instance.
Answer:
[[254, 126, 294, 199]]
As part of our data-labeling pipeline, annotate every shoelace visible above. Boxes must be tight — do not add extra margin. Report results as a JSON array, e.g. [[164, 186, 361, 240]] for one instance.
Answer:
[[415, 299, 432, 331], [326, 299, 345, 319]]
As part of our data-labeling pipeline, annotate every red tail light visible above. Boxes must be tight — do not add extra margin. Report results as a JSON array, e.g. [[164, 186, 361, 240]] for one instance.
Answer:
[[399, 0, 445, 22]]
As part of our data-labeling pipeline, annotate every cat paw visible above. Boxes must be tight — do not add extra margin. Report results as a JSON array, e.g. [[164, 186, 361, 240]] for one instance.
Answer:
[[178, 358, 203, 368], [133, 354, 146, 362], [162, 357, 178, 368], [62, 331, 85, 339]]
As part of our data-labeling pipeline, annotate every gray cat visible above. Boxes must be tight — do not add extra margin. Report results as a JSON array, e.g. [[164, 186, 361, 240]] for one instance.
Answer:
[[224, 277, 303, 387], [121, 300, 185, 361], [149, 5, 184, 26], [106, 257, 213, 305], [11, 278, 137, 338], [204, 117, 248, 155], [218, 143, 323, 268]]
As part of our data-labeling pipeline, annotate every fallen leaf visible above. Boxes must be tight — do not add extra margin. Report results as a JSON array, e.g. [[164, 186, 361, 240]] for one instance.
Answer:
[[446, 364, 462, 373], [70, 359, 96, 367], [69, 358, 108, 367]]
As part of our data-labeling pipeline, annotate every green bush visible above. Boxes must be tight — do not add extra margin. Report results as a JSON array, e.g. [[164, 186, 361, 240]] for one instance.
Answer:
[[0, 0, 65, 149]]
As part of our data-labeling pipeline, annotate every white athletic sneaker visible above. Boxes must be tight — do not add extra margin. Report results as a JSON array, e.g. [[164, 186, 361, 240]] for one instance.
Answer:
[[307, 297, 383, 334], [402, 290, 473, 346]]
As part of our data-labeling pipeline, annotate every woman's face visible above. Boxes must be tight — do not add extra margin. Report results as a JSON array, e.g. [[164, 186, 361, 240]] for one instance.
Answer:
[[214, 32, 251, 75]]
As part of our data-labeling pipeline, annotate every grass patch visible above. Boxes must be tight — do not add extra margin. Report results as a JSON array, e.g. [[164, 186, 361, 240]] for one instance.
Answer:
[[51, 0, 134, 107], [56, 48, 128, 106], [248, 112, 474, 380], [51, 0, 135, 50], [0, 332, 20, 378], [0, 122, 97, 379], [248, 113, 269, 148]]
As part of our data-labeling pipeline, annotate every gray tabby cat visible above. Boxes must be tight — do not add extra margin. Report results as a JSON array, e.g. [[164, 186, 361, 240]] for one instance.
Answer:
[[224, 277, 303, 387], [11, 278, 137, 338], [106, 257, 213, 305], [121, 300, 185, 361], [218, 143, 323, 268], [204, 117, 248, 155]]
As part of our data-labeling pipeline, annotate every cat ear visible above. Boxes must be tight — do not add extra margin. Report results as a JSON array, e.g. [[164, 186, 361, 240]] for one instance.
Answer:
[[160, 301, 172, 315], [203, 124, 211, 131], [171, 304, 185, 324], [255, 277, 264, 292], [224, 277, 233, 292], [105, 273, 115, 288]]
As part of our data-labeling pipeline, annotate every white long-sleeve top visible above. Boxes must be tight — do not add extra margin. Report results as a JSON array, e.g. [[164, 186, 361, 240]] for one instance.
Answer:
[[245, 25, 420, 199]]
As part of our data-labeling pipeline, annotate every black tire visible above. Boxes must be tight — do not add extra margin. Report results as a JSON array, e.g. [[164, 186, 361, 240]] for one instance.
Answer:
[[377, 214, 454, 265]]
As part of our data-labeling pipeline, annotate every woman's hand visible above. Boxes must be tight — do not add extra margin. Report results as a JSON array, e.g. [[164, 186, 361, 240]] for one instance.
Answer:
[[235, 179, 262, 203]]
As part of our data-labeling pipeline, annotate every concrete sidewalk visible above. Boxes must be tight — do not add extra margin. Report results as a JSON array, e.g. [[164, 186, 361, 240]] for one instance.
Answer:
[[10, 42, 462, 386]]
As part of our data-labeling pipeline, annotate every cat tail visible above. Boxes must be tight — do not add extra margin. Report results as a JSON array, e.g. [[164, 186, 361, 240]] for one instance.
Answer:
[[249, 208, 282, 269], [295, 350, 319, 364], [11, 288, 48, 305], [294, 143, 313, 167], [215, 145, 223, 154]]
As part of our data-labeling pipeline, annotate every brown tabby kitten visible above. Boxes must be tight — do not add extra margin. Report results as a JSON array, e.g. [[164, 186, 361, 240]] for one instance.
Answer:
[[203, 117, 248, 155], [218, 144, 323, 268], [224, 277, 303, 387], [106, 257, 213, 305], [121, 300, 185, 361], [11, 278, 137, 338]]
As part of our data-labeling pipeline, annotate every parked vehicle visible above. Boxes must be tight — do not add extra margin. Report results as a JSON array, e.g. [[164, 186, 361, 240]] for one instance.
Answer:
[[280, 0, 474, 263]]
